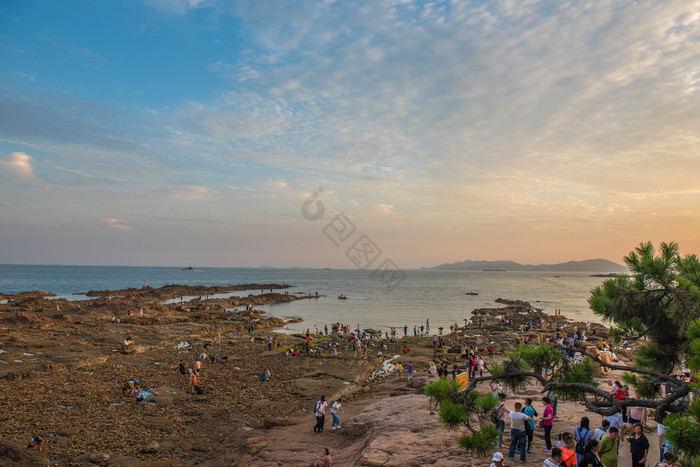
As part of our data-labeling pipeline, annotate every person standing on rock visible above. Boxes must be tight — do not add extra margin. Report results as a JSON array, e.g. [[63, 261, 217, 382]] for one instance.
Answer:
[[314, 395, 328, 433], [541, 396, 554, 451], [508, 402, 531, 463], [598, 426, 620, 467], [496, 393, 509, 447], [330, 398, 344, 429], [407, 361, 414, 380], [190, 369, 198, 395], [523, 398, 537, 454]]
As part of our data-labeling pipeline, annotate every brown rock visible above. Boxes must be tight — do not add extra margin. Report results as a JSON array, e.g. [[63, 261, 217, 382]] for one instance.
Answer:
[[0, 438, 50, 467], [139, 415, 175, 432]]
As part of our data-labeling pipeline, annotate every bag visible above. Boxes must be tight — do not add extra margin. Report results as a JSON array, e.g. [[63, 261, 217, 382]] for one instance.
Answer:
[[538, 419, 546, 428], [194, 385, 204, 395], [491, 404, 503, 425], [575, 427, 589, 454]]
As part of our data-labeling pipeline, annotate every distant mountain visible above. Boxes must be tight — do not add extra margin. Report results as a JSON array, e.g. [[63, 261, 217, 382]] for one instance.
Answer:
[[428, 258, 628, 272]]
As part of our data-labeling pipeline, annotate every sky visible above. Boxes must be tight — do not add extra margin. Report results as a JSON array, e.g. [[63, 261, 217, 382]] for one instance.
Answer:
[[1, 0, 699, 269]]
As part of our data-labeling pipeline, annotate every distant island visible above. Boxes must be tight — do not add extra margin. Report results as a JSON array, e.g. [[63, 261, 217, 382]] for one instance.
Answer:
[[427, 258, 628, 272]]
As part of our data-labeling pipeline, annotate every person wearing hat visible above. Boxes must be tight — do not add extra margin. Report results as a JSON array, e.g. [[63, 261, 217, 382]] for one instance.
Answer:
[[490, 452, 504, 467]]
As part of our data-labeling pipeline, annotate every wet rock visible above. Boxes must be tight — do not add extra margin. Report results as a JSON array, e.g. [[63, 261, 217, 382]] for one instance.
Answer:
[[263, 416, 296, 428], [141, 441, 160, 453], [72, 451, 111, 465], [139, 416, 175, 432]]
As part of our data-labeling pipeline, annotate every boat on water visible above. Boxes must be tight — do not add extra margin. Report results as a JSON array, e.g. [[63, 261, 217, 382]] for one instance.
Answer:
[[464, 292, 479, 296], [182, 266, 195, 271], [338, 294, 348, 299]]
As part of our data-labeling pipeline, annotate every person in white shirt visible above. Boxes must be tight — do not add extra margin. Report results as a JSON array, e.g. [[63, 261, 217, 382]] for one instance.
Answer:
[[509, 402, 532, 463], [607, 411, 625, 437], [330, 398, 345, 429], [593, 420, 610, 441], [313, 395, 328, 433]]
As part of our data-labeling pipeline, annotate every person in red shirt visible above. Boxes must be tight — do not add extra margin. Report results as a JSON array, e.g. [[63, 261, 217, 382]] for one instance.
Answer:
[[615, 384, 630, 422], [615, 385, 629, 401]]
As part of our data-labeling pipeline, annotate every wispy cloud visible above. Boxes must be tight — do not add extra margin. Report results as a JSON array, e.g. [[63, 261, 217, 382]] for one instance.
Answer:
[[1, 0, 699, 266], [171, 185, 218, 201], [103, 218, 130, 230], [143, 0, 209, 14]]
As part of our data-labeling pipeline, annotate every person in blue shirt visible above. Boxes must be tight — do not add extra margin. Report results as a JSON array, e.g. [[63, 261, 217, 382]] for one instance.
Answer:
[[523, 398, 538, 454]]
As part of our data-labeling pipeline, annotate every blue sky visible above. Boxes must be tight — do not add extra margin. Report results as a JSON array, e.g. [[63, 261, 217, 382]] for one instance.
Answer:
[[1, 0, 700, 268]]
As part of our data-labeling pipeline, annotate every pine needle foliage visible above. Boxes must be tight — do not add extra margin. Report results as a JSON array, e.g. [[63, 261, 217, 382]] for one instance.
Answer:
[[458, 424, 501, 458]]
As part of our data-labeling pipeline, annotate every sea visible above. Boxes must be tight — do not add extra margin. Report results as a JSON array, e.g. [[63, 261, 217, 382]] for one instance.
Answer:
[[0, 265, 613, 335]]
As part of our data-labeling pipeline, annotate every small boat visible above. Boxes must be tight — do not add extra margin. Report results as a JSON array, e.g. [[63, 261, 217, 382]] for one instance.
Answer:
[[182, 266, 195, 271], [338, 294, 348, 299], [464, 292, 479, 296]]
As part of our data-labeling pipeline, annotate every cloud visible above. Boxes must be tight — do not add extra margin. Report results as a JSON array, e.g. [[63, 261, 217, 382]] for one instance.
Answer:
[[66, 169, 96, 178], [103, 218, 130, 230], [0, 152, 37, 181], [172, 185, 218, 201], [17, 72, 37, 82], [143, 0, 209, 14], [0, 88, 145, 157]]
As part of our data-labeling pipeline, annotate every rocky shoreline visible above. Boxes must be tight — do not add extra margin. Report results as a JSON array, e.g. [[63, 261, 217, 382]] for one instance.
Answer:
[[0, 284, 626, 465]]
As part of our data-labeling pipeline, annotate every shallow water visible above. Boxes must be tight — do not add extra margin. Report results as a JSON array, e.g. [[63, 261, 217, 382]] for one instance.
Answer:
[[0, 265, 611, 335]]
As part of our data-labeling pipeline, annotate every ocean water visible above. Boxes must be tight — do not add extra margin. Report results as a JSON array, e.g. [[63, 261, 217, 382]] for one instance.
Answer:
[[0, 265, 611, 334]]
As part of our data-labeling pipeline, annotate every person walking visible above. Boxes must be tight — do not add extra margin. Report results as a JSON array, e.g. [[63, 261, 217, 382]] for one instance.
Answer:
[[508, 402, 531, 463], [313, 395, 328, 433], [330, 398, 344, 429], [495, 393, 509, 447], [541, 396, 554, 451], [628, 423, 649, 466]]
